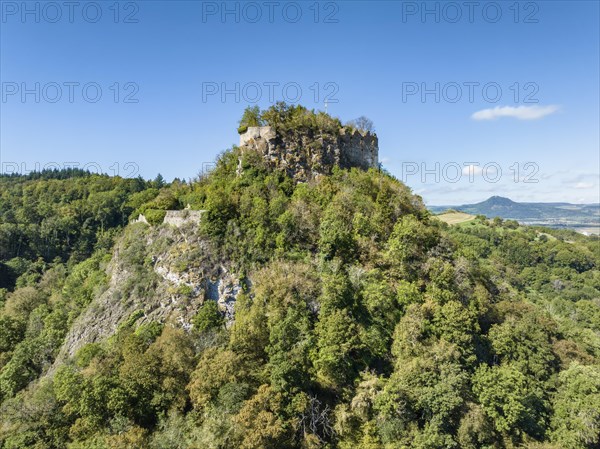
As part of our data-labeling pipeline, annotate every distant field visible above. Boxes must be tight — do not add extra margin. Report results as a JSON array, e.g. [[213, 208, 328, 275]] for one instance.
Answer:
[[574, 226, 600, 236], [435, 211, 476, 225]]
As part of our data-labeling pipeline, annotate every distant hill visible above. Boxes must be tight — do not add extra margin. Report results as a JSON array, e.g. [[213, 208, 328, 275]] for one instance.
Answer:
[[430, 196, 600, 233]]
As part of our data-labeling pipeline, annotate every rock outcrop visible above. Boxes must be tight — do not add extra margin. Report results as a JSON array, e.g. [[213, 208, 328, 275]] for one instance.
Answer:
[[239, 125, 378, 181], [51, 222, 243, 371]]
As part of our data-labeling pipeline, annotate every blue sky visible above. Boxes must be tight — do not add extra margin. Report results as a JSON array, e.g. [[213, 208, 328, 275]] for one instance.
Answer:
[[1, 0, 598, 204]]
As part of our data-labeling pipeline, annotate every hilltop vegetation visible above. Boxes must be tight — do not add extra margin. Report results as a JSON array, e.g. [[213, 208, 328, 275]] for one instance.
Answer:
[[237, 103, 342, 135], [0, 106, 599, 449]]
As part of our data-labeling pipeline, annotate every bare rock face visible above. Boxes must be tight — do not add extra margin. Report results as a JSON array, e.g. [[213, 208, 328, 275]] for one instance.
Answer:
[[239, 126, 276, 147], [239, 126, 378, 181], [204, 267, 245, 321], [338, 127, 379, 170], [50, 223, 243, 371]]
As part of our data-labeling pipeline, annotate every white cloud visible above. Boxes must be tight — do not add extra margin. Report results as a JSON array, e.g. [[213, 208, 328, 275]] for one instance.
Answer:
[[575, 182, 595, 189], [461, 164, 483, 176], [471, 105, 559, 121]]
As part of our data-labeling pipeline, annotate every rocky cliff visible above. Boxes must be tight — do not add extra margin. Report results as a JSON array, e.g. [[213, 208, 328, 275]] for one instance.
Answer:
[[51, 221, 243, 370], [239, 125, 378, 181]]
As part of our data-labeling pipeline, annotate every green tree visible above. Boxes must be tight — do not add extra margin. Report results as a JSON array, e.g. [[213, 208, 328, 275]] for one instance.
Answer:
[[238, 106, 263, 134], [192, 300, 224, 332], [550, 363, 600, 448], [473, 364, 545, 439], [313, 308, 363, 390], [233, 384, 291, 449]]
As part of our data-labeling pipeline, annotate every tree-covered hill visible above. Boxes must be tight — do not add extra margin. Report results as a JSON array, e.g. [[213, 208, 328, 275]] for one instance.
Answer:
[[0, 105, 599, 449]]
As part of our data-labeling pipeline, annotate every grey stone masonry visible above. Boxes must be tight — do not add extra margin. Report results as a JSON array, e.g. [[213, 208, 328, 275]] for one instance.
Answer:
[[131, 207, 206, 227], [163, 209, 206, 227]]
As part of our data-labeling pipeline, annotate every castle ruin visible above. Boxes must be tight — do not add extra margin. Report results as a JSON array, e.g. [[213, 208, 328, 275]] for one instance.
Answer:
[[132, 126, 379, 227], [239, 125, 379, 181], [132, 207, 206, 228], [163, 209, 205, 227]]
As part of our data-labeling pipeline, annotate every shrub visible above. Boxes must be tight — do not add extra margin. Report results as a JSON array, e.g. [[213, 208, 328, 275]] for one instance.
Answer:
[[238, 106, 263, 134], [144, 209, 167, 225], [192, 301, 224, 332]]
